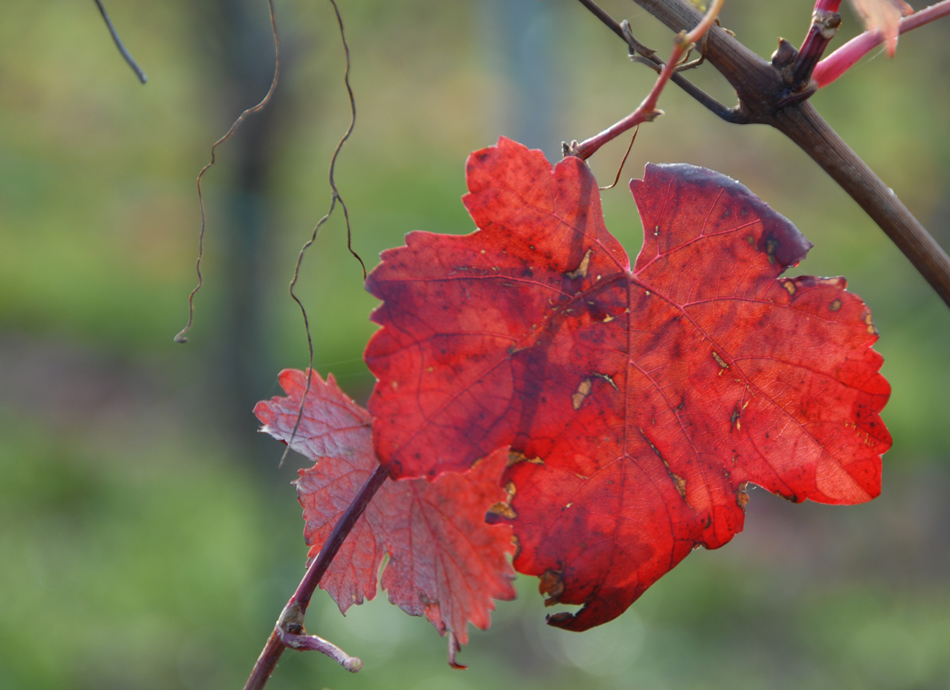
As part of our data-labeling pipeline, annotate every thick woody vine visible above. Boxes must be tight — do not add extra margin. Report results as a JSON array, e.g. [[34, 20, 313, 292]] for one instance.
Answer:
[[577, 0, 950, 307]]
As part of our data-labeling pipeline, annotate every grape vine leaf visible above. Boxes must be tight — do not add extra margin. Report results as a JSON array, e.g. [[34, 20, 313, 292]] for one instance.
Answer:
[[254, 369, 516, 646], [364, 137, 891, 631], [850, 0, 914, 56]]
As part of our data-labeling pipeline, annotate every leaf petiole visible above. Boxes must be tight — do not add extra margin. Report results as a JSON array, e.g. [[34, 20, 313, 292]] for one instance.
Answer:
[[567, 0, 724, 160], [243, 464, 389, 690]]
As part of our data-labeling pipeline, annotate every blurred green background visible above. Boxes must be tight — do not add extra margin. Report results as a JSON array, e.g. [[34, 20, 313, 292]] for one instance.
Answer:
[[2, 1, 949, 688]]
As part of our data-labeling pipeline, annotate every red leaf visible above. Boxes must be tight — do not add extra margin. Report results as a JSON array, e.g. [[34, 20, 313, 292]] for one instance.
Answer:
[[364, 138, 891, 631], [254, 369, 517, 645]]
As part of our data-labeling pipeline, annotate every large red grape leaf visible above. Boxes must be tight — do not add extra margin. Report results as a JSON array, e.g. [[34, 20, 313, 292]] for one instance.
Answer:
[[254, 369, 516, 645], [364, 137, 891, 631]]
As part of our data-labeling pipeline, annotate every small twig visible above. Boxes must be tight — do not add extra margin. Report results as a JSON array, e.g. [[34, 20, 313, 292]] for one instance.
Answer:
[[92, 0, 147, 84], [279, 0, 367, 467], [278, 629, 362, 672], [174, 0, 280, 344], [568, 0, 725, 160], [814, 0, 950, 86], [243, 464, 389, 690]]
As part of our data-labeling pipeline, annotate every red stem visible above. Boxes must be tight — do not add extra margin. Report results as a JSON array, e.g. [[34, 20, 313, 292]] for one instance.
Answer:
[[814, 0, 950, 86], [814, 0, 842, 12], [571, 0, 723, 159], [243, 464, 390, 690], [792, 7, 842, 86], [570, 49, 679, 160]]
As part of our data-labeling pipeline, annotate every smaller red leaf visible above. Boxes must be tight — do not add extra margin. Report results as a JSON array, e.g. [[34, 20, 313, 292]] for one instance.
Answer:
[[254, 369, 517, 646]]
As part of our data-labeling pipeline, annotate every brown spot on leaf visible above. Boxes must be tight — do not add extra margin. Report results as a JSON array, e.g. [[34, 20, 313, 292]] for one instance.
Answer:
[[864, 309, 878, 335], [737, 482, 750, 509], [572, 378, 593, 410], [830, 299, 841, 312], [730, 404, 742, 431], [507, 450, 527, 466], [670, 473, 687, 499], [640, 428, 688, 500], [712, 351, 729, 369], [507, 450, 545, 467], [565, 249, 593, 280], [783, 280, 796, 296], [487, 502, 517, 519], [765, 237, 779, 264], [539, 569, 565, 606]]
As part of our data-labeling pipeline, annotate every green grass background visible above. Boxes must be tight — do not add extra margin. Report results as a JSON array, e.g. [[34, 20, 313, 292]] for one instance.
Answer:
[[2, 1, 949, 688]]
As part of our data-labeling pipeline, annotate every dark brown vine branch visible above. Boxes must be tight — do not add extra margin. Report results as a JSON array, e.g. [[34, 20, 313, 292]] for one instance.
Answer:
[[773, 102, 950, 307], [174, 0, 280, 344], [575, 0, 950, 308]]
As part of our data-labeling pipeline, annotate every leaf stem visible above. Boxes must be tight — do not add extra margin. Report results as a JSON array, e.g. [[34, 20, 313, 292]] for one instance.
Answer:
[[242, 463, 389, 690], [814, 0, 843, 12], [814, 0, 950, 87], [569, 0, 724, 159], [573, 0, 743, 123]]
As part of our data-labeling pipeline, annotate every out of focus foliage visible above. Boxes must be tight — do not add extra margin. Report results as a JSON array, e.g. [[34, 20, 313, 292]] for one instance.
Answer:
[[1, 1, 949, 689]]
